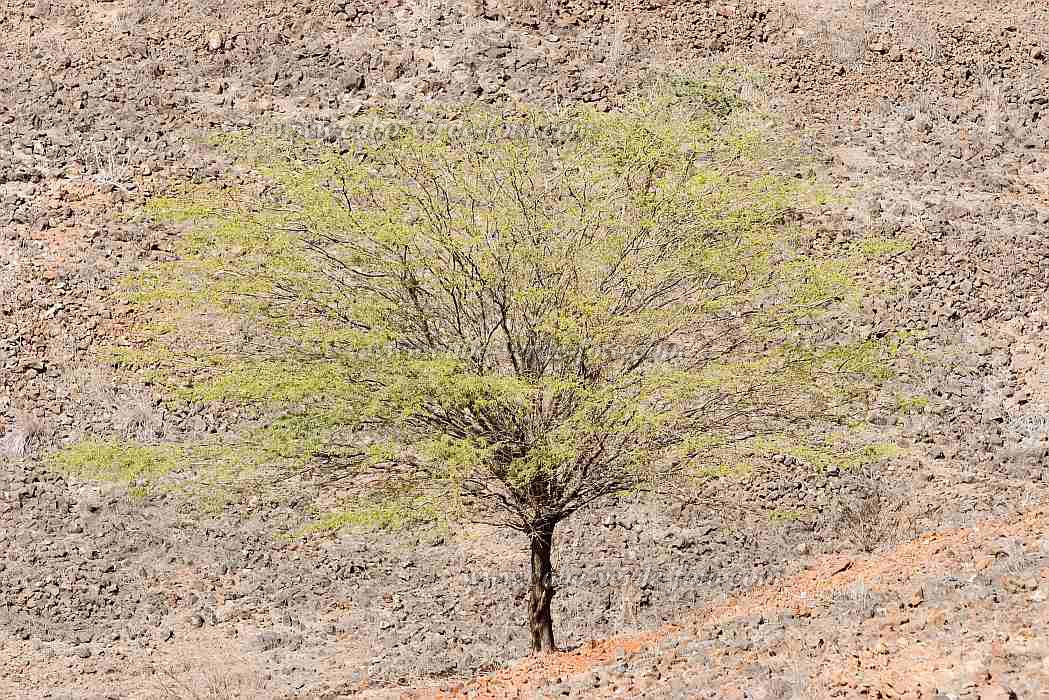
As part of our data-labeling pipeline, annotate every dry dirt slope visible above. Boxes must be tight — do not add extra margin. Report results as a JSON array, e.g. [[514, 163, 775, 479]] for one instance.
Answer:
[[2, 0, 1049, 698], [391, 505, 1049, 699]]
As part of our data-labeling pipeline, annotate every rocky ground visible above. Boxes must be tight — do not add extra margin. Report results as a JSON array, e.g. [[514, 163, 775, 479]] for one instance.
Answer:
[[417, 505, 1049, 699], [2, 0, 1049, 698]]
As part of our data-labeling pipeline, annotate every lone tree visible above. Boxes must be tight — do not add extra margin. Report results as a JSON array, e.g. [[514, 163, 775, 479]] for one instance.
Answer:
[[130, 91, 888, 652]]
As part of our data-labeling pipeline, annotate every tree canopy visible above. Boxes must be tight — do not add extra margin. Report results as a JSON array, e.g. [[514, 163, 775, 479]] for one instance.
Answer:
[[100, 83, 897, 651]]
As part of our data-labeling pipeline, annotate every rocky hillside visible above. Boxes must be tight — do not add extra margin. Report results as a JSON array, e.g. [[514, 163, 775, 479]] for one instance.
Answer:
[[414, 505, 1049, 699], [2, 0, 1049, 698]]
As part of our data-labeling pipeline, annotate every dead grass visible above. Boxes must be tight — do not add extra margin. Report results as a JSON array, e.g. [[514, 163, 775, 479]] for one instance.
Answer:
[[113, 390, 167, 441], [0, 409, 47, 459], [151, 662, 269, 700], [833, 467, 935, 553], [837, 481, 896, 553], [55, 362, 168, 441]]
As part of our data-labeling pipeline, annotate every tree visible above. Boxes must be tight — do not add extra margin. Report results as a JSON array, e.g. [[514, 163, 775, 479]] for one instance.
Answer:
[[129, 89, 889, 653]]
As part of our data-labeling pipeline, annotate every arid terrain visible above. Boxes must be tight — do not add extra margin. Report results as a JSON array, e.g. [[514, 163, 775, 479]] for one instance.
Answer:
[[2, 0, 1049, 698]]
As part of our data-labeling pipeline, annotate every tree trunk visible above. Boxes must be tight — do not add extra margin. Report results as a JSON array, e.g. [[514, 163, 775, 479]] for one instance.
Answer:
[[528, 521, 557, 653]]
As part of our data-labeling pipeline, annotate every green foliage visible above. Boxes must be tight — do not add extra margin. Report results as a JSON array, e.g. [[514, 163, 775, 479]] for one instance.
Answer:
[[894, 394, 929, 414], [857, 235, 913, 258], [48, 425, 319, 512], [768, 508, 810, 525], [50, 441, 182, 490], [747, 432, 898, 474], [299, 495, 440, 535], [116, 86, 893, 531], [127, 485, 149, 501], [664, 64, 760, 118]]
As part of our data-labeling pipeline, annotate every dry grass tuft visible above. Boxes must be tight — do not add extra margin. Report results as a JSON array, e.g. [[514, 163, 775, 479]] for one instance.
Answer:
[[151, 660, 269, 700], [0, 410, 47, 459], [833, 467, 934, 553], [113, 391, 167, 441]]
